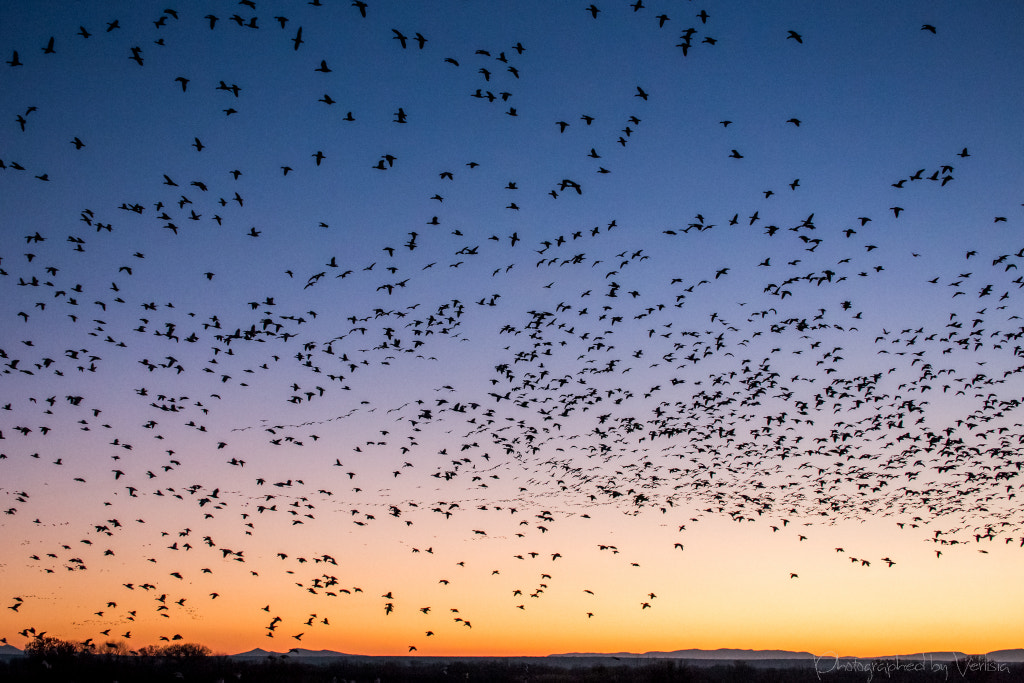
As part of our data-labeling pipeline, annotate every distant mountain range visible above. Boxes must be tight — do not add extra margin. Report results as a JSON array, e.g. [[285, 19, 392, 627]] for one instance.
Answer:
[[549, 648, 1024, 662], [988, 650, 1024, 662], [552, 648, 814, 660], [232, 648, 364, 658], [3, 644, 1022, 663], [232, 647, 1024, 663]]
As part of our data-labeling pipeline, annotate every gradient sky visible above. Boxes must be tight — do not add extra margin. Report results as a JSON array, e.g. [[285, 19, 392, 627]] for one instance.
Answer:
[[2, 0, 1024, 659]]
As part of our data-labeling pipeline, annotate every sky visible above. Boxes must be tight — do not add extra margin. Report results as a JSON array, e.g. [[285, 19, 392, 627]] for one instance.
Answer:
[[2, 0, 1024, 659]]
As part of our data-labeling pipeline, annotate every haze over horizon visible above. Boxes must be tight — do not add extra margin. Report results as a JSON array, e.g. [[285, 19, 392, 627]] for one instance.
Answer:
[[2, 0, 1023, 659]]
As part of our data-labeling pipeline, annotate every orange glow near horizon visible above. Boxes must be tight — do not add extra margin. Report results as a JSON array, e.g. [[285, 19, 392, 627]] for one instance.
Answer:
[[4, 511, 1022, 658]]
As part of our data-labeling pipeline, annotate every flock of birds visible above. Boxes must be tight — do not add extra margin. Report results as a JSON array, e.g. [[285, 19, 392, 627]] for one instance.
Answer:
[[2, 0, 1023, 656]]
